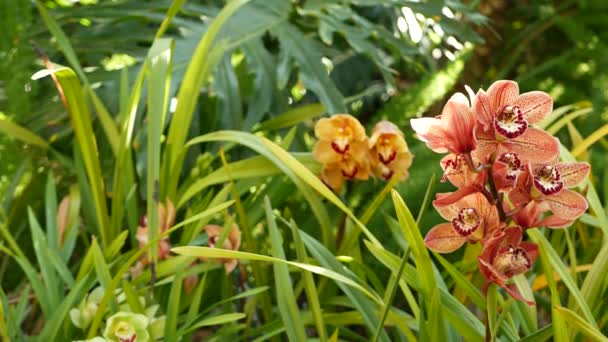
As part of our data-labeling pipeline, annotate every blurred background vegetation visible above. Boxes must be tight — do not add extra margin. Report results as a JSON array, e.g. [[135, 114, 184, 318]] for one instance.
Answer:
[[2, 0, 607, 201], [1, 0, 607, 340]]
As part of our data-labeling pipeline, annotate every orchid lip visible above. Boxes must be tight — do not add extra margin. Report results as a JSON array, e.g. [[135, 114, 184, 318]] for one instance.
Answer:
[[451, 207, 481, 236], [533, 165, 564, 195], [382, 169, 394, 180], [441, 154, 465, 182], [498, 152, 523, 180], [341, 166, 358, 179], [331, 141, 349, 154], [494, 105, 528, 139], [494, 245, 531, 277], [379, 150, 397, 164]]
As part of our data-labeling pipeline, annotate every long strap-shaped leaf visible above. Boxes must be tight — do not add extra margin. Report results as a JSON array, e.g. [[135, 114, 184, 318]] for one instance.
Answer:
[[49, 67, 112, 247], [162, 0, 250, 199]]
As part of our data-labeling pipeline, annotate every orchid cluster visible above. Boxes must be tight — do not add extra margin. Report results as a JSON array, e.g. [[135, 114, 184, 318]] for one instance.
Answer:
[[313, 114, 413, 191], [411, 80, 590, 304]]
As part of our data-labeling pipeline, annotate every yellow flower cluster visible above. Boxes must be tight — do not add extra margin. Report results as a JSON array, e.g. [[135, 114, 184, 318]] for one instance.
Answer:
[[313, 114, 413, 191]]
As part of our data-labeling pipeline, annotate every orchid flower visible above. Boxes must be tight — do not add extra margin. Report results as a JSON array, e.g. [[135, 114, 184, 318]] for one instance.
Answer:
[[205, 224, 242, 273], [472, 80, 559, 163], [313, 114, 371, 191], [508, 162, 590, 227], [425, 192, 501, 253], [491, 152, 525, 192], [369, 120, 413, 181], [433, 153, 488, 205], [133, 199, 175, 275], [411, 92, 478, 155], [478, 226, 538, 305]]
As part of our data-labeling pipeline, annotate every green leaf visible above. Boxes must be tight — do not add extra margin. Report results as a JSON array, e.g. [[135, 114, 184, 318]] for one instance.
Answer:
[[178, 153, 320, 208], [171, 246, 382, 305], [433, 253, 485, 309], [36, 2, 86, 80], [372, 248, 412, 342], [254, 103, 326, 131], [528, 229, 596, 326], [0, 117, 49, 149], [163, 0, 250, 198], [265, 198, 307, 342], [147, 37, 174, 264], [90, 238, 112, 292], [184, 313, 246, 334], [390, 190, 445, 341], [27, 208, 60, 309], [165, 267, 184, 342], [121, 280, 145, 314], [156, 0, 187, 39], [364, 241, 484, 341], [38, 276, 93, 341], [554, 306, 608, 342], [298, 231, 390, 342], [271, 22, 346, 113], [86, 87, 120, 156], [285, 218, 327, 341], [45, 173, 59, 251], [42, 66, 111, 247], [486, 284, 498, 342]]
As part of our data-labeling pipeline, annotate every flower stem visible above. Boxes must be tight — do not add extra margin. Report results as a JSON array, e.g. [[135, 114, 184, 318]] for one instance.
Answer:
[[486, 159, 507, 222], [486, 283, 497, 342]]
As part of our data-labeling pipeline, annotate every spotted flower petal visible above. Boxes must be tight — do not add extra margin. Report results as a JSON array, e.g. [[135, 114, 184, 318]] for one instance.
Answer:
[[543, 189, 589, 220], [512, 91, 553, 124], [500, 127, 559, 163], [432, 192, 500, 243], [424, 223, 467, 253], [555, 162, 590, 188]]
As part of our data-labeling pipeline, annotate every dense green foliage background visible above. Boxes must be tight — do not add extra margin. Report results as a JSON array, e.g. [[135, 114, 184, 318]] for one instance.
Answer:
[[0, 0, 607, 341]]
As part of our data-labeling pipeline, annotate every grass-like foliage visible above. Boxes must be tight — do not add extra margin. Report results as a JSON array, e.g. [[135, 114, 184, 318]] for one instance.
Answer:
[[0, 1, 607, 341]]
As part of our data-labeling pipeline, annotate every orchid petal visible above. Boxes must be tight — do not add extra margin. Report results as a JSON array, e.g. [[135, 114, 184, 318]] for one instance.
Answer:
[[410, 117, 449, 153], [503, 283, 535, 306], [424, 223, 467, 253], [556, 162, 590, 188], [501, 127, 559, 163], [473, 128, 497, 162], [313, 140, 340, 164], [473, 90, 494, 130], [538, 215, 574, 229], [544, 189, 588, 220], [513, 91, 553, 124], [487, 80, 519, 113], [433, 186, 480, 207]]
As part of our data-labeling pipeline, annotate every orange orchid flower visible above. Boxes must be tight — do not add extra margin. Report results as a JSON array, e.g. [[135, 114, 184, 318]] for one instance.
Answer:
[[313, 114, 370, 191], [410, 92, 477, 155], [314, 114, 367, 154], [433, 153, 487, 206], [491, 152, 525, 192], [472, 80, 559, 163], [478, 226, 538, 305], [424, 192, 501, 253], [508, 161, 590, 227], [369, 120, 413, 181], [136, 199, 175, 261], [204, 224, 242, 273]]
